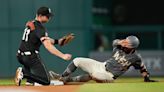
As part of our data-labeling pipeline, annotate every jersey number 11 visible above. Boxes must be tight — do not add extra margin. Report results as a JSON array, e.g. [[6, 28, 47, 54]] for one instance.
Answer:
[[22, 28, 30, 42]]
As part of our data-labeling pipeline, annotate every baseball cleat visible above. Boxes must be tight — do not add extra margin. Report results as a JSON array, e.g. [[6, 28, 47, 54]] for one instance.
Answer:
[[49, 71, 61, 80], [25, 82, 34, 86], [49, 71, 68, 83], [15, 67, 23, 86]]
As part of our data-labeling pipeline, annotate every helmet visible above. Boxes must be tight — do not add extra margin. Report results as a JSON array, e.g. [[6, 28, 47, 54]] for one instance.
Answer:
[[126, 36, 140, 48]]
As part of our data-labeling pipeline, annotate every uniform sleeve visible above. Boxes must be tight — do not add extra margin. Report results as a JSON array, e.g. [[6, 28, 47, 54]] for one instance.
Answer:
[[112, 39, 120, 47], [35, 29, 48, 39], [133, 55, 149, 74]]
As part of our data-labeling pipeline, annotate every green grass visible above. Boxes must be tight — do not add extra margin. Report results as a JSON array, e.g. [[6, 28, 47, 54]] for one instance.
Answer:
[[115, 77, 164, 83], [79, 83, 164, 92], [0, 79, 26, 86], [79, 77, 164, 92], [0, 77, 164, 92]]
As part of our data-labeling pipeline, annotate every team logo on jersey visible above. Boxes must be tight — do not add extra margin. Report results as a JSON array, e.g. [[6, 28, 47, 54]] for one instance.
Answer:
[[113, 51, 131, 67]]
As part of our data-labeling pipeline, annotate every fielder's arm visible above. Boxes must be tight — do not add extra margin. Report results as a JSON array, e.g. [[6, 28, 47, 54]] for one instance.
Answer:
[[41, 37, 71, 61], [40, 36, 65, 45]]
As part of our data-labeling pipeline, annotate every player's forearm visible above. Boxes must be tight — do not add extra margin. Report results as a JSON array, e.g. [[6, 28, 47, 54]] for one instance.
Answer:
[[49, 38, 55, 44], [49, 37, 60, 45], [48, 45, 64, 58], [136, 62, 153, 82], [43, 40, 64, 59]]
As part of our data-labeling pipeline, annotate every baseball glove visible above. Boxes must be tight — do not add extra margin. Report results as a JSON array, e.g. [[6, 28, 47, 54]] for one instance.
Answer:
[[59, 33, 75, 46]]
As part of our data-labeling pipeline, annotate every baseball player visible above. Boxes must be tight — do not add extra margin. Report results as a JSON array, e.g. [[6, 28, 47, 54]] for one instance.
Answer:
[[15, 6, 72, 86], [50, 36, 157, 83]]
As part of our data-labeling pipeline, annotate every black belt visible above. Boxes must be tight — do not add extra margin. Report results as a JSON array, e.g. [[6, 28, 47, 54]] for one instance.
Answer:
[[18, 50, 39, 56]]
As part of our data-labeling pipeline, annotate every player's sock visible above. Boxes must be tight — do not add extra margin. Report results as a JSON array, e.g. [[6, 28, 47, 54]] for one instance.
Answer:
[[69, 74, 92, 82], [62, 62, 77, 77]]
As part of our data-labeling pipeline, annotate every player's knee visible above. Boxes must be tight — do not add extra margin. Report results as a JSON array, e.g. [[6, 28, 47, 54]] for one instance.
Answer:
[[43, 79, 50, 85], [73, 57, 83, 67], [41, 76, 50, 85]]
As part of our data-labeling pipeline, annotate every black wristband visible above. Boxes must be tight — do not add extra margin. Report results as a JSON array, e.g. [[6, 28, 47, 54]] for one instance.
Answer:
[[54, 39, 58, 44]]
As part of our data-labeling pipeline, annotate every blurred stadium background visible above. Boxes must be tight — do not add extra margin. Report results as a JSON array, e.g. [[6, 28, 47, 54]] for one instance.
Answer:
[[0, 0, 164, 78]]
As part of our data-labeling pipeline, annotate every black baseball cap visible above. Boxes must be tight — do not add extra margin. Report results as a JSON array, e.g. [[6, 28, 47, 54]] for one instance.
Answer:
[[37, 6, 53, 17]]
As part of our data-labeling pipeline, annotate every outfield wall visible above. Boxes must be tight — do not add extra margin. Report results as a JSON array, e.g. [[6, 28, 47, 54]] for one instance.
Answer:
[[89, 51, 164, 76]]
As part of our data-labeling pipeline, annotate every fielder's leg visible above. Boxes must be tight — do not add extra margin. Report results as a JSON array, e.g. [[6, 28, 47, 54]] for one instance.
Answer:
[[23, 60, 50, 85], [24, 66, 34, 86]]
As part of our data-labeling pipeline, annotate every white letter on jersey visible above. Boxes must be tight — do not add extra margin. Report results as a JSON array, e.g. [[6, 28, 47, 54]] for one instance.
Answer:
[[22, 28, 30, 42]]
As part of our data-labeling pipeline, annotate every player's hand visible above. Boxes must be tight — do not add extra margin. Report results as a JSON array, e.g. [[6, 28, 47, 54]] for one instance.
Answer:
[[58, 33, 75, 46], [144, 78, 158, 82], [62, 54, 72, 61], [58, 38, 64, 45]]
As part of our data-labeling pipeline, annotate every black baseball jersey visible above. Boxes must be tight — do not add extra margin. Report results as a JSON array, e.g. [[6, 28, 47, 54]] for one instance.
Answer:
[[105, 39, 148, 78], [19, 20, 48, 52]]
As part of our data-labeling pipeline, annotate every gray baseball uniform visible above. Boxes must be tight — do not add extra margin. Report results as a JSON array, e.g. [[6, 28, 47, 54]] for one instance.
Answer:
[[60, 39, 149, 82], [105, 39, 147, 79]]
